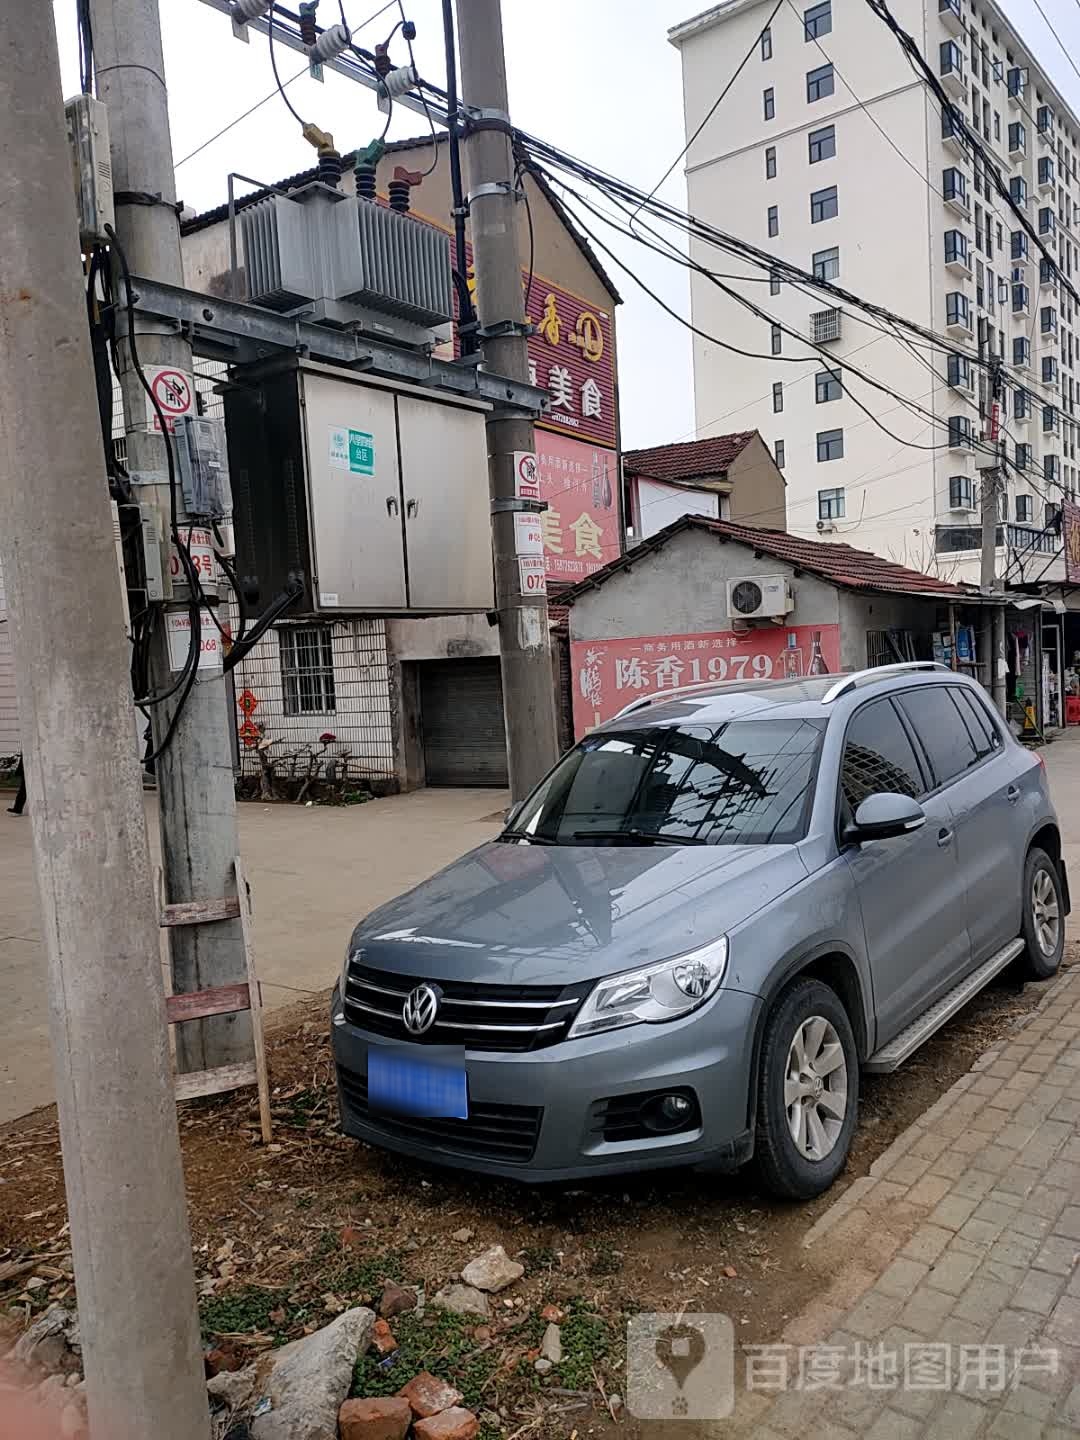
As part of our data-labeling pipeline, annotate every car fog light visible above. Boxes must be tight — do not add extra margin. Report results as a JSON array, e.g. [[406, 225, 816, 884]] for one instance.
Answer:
[[642, 1092, 696, 1133]]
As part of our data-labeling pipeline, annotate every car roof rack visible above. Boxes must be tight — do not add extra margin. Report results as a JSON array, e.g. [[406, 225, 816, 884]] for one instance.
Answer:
[[822, 661, 951, 703]]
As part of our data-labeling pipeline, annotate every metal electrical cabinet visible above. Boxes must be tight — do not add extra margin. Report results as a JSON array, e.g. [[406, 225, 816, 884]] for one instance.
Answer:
[[224, 359, 494, 615]]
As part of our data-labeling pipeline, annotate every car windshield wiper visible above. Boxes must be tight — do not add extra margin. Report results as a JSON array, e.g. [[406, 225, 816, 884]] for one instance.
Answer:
[[571, 828, 711, 846], [497, 831, 560, 845]]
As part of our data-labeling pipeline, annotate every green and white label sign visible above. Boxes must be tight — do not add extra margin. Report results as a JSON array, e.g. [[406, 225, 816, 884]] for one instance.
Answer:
[[328, 425, 375, 476]]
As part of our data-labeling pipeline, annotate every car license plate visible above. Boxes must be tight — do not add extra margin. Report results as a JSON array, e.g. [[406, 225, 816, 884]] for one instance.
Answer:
[[367, 1047, 468, 1119]]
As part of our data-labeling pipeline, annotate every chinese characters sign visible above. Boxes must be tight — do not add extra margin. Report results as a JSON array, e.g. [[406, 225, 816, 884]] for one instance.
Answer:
[[571, 625, 842, 734], [536, 430, 620, 582], [525, 283, 616, 449], [1064, 500, 1080, 584]]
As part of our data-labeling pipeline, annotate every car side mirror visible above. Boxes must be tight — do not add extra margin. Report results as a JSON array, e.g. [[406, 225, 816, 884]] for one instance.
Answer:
[[504, 801, 523, 827], [845, 792, 926, 845]]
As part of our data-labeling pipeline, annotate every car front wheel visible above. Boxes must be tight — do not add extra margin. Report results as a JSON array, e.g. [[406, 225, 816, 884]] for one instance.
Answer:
[[1020, 847, 1065, 981], [754, 977, 859, 1201]]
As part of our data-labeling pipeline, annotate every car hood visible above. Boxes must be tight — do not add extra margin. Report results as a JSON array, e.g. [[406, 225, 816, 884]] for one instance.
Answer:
[[348, 841, 808, 988]]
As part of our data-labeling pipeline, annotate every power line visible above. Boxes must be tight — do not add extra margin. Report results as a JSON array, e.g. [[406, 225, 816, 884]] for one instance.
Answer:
[[1031, 0, 1080, 89]]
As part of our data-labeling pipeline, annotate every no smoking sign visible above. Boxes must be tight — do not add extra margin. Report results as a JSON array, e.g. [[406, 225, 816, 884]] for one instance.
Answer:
[[143, 365, 194, 433]]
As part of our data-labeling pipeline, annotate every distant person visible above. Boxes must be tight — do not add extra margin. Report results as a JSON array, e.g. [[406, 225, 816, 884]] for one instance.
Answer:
[[7, 754, 25, 816]]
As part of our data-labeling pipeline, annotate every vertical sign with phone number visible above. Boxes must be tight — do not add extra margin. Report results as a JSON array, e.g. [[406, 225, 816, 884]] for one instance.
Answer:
[[571, 626, 842, 735]]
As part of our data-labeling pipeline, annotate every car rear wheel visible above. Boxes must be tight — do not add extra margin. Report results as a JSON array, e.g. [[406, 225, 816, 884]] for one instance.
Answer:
[[754, 977, 859, 1201], [1020, 847, 1064, 981]]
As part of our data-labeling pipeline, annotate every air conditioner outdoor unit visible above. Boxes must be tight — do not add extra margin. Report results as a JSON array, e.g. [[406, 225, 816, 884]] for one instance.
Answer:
[[726, 574, 794, 620], [816, 519, 837, 533]]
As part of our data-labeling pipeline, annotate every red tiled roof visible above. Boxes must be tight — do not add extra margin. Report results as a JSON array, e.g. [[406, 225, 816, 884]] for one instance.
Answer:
[[557, 514, 978, 603], [623, 433, 758, 483]]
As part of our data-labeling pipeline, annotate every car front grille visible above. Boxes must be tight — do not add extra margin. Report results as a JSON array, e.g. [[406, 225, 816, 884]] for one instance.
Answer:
[[337, 1066, 543, 1163], [343, 961, 588, 1053]]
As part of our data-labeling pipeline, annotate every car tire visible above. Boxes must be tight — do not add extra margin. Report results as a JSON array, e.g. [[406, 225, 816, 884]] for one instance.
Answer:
[[1019, 847, 1065, 981], [753, 977, 859, 1201]]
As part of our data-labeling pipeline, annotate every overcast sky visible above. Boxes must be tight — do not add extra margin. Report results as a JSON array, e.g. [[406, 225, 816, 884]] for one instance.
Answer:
[[50, 0, 1080, 451]]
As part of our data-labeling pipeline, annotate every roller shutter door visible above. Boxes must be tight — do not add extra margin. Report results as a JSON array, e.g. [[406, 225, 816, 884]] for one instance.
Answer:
[[420, 659, 508, 787]]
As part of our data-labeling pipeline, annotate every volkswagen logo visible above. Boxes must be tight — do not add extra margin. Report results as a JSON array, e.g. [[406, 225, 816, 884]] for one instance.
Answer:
[[402, 982, 441, 1036]]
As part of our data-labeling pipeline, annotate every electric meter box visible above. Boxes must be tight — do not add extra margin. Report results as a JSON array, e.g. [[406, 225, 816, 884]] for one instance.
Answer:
[[223, 359, 494, 615], [176, 416, 233, 520]]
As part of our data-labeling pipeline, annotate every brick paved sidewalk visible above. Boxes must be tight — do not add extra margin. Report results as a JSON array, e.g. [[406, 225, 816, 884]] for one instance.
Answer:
[[722, 964, 1080, 1439]]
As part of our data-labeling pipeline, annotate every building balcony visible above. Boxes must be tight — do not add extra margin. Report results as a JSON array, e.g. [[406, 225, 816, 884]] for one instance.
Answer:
[[944, 232, 971, 274], [938, 0, 963, 34]]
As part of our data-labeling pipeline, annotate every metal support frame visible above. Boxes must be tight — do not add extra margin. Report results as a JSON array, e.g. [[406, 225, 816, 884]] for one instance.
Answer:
[[128, 275, 550, 414]]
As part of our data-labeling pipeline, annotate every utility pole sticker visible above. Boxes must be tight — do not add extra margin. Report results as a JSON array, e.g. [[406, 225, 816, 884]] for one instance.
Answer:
[[143, 366, 194, 433]]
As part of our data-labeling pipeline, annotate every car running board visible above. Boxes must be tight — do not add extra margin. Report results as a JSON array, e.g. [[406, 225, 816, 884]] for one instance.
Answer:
[[864, 938, 1025, 1074]]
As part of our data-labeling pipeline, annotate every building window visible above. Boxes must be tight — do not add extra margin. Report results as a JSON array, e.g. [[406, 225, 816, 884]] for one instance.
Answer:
[[1011, 230, 1029, 260], [811, 185, 838, 223], [804, 0, 832, 40], [768, 204, 779, 237], [1038, 155, 1055, 187], [948, 415, 973, 448], [1042, 307, 1059, 335], [1010, 175, 1028, 206], [812, 244, 840, 279], [946, 292, 971, 329], [761, 25, 773, 60], [764, 86, 775, 121], [942, 167, 967, 208], [808, 123, 835, 163], [1039, 206, 1056, 237], [1044, 355, 1059, 383], [1016, 494, 1034, 522], [807, 63, 834, 102], [1013, 335, 1031, 366], [1044, 404, 1060, 432], [765, 145, 777, 179], [818, 485, 845, 518], [949, 475, 974, 509], [816, 428, 844, 462], [994, 111, 1000, 140], [1046, 453, 1061, 483], [769, 269, 781, 295], [773, 381, 784, 413], [944, 230, 969, 266], [940, 40, 964, 80], [1015, 441, 1032, 469], [816, 367, 842, 402], [280, 626, 336, 715], [1009, 120, 1026, 153], [1015, 386, 1029, 419], [946, 353, 971, 388], [771, 323, 782, 355], [775, 438, 786, 468]]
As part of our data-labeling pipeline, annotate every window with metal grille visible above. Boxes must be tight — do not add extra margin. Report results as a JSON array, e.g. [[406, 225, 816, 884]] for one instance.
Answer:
[[809, 124, 835, 163], [806, 63, 834, 102], [280, 626, 336, 715], [811, 308, 842, 342], [804, 0, 831, 40]]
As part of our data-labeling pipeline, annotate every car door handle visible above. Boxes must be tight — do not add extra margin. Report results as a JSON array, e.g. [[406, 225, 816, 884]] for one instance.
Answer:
[[937, 827, 954, 848], [1007, 785, 1021, 805]]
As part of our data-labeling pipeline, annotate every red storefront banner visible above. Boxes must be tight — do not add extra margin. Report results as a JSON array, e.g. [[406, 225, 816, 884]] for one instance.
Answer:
[[1064, 500, 1080, 584], [571, 625, 842, 735], [536, 431, 620, 583]]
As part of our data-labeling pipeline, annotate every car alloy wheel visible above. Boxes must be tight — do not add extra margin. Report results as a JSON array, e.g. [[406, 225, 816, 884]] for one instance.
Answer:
[[1032, 868, 1061, 957], [783, 1015, 848, 1161]]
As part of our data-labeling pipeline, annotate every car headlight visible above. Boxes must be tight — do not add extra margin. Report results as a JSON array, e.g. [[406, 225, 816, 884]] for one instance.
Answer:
[[567, 937, 728, 1039]]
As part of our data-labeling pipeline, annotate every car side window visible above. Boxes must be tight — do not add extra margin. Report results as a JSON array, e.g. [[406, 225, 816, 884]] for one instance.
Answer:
[[896, 687, 979, 789], [955, 687, 1004, 758], [840, 698, 926, 810]]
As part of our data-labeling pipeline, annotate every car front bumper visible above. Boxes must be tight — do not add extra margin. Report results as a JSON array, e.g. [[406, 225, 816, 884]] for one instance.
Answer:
[[330, 983, 762, 1182]]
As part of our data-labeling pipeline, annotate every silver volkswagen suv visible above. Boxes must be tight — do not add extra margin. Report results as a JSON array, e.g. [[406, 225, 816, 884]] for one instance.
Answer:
[[331, 663, 1067, 1199]]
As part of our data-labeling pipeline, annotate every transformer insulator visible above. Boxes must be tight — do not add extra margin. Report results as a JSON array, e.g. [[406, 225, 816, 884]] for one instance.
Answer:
[[354, 163, 377, 201], [310, 22, 350, 63], [388, 179, 411, 213], [299, 1, 318, 46], [231, 0, 272, 21], [318, 149, 343, 188]]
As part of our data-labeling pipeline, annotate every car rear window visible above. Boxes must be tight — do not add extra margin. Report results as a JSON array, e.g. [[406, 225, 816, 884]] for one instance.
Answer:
[[841, 698, 926, 808], [896, 687, 979, 789]]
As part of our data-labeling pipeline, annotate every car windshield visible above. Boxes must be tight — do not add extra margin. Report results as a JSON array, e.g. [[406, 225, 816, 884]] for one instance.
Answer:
[[503, 718, 827, 847]]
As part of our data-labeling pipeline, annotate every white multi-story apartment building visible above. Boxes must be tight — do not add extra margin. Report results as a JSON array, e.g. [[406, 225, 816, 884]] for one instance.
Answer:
[[670, 0, 1080, 583]]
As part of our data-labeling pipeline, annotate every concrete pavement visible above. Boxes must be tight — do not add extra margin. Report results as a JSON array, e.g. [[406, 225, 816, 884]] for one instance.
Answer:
[[0, 787, 506, 1124]]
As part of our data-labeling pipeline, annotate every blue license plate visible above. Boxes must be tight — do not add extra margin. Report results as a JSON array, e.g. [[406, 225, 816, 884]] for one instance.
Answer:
[[368, 1047, 468, 1119]]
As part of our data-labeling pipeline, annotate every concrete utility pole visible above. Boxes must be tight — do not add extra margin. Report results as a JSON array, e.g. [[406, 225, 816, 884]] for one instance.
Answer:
[[978, 354, 1009, 716], [457, 0, 559, 800], [0, 9, 209, 1439], [90, 0, 250, 1067]]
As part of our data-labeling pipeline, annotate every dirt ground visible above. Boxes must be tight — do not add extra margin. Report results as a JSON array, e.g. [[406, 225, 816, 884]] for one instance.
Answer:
[[2, 950, 1073, 1438]]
